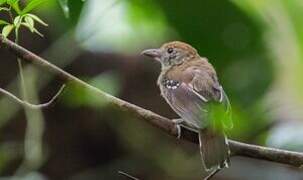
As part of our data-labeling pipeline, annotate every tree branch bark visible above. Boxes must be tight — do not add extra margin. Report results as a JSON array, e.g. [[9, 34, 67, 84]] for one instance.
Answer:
[[1, 34, 303, 168]]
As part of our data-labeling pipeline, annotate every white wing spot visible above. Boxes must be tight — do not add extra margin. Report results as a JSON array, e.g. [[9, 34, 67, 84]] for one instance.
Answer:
[[163, 79, 180, 89]]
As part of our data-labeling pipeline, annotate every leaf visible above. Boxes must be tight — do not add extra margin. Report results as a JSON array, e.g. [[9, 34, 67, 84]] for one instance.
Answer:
[[32, 28, 43, 37], [7, 0, 21, 14], [21, 22, 43, 37], [27, 14, 48, 26], [13, 15, 23, 28], [24, 16, 34, 32], [57, 0, 69, 18], [0, 7, 10, 12], [1, 24, 14, 37], [6, 0, 20, 6], [0, 0, 6, 6], [6, 0, 18, 4], [0, 20, 9, 26], [22, 0, 45, 14]]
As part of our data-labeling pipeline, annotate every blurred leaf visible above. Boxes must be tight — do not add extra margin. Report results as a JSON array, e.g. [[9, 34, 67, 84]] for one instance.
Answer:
[[0, 0, 6, 5], [22, 0, 45, 14], [58, 0, 69, 18], [205, 102, 232, 133], [27, 14, 48, 26], [13, 15, 22, 28], [24, 16, 34, 31], [0, 7, 10, 12], [7, 0, 21, 14], [11, 13, 46, 37], [77, 0, 170, 52], [1, 24, 14, 37], [21, 22, 43, 36], [0, 20, 9, 26], [62, 72, 121, 108], [6, 0, 19, 4]]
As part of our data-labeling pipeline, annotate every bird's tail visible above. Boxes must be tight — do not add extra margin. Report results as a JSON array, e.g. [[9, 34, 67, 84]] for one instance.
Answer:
[[199, 128, 230, 171]]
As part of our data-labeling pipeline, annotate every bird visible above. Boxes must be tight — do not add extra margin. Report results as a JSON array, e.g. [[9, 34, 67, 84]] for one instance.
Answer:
[[141, 41, 233, 177]]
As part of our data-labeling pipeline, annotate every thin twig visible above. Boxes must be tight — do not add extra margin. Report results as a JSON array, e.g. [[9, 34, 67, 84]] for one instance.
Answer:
[[0, 84, 65, 109], [1, 34, 303, 168], [118, 171, 140, 180], [204, 169, 221, 180]]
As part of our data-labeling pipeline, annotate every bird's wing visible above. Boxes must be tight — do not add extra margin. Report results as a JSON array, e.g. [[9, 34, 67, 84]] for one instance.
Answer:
[[162, 70, 233, 130], [162, 82, 208, 129]]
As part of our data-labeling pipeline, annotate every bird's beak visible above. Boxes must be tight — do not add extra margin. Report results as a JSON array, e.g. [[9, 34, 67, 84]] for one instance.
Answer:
[[141, 48, 161, 60]]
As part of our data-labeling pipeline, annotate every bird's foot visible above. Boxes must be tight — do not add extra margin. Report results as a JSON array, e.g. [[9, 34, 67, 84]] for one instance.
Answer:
[[172, 118, 184, 139], [176, 124, 182, 139], [172, 118, 200, 138], [172, 118, 184, 124]]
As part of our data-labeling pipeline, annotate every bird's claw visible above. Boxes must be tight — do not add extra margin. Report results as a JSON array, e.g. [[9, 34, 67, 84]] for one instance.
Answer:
[[172, 118, 199, 138], [176, 124, 182, 139], [172, 119, 184, 139], [172, 118, 184, 124]]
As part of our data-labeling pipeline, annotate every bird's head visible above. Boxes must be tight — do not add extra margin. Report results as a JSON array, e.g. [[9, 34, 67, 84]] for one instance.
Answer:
[[141, 41, 199, 69]]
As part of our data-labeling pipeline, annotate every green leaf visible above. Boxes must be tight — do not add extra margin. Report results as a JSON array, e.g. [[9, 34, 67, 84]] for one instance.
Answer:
[[0, 20, 9, 26], [1, 24, 14, 37], [24, 16, 34, 32], [57, 0, 69, 18], [22, 0, 45, 14], [33, 28, 43, 37], [0, 7, 10, 12], [13, 15, 23, 28], [27, 14, 48, 26], [21, 22, 43, 37], [7, 0, 21, 14], [0, 0, 6, 6], [6, 0, 18, 4]]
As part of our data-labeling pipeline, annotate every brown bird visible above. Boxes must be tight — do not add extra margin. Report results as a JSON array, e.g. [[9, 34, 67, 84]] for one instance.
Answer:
[[142, 41, 233, 175]]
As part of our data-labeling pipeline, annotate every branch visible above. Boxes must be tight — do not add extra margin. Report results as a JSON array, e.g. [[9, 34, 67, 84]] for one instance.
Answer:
[[0, 84, 65, 109], [1, 34, 303, 168], [118, 171, 140, 180]]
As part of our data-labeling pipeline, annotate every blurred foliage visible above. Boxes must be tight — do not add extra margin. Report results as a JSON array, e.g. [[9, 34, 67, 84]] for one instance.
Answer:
[[57, 0, 86, 18], [62, 72, 121, 108], [232, 0, 303, 150], [57, 0, 69, 18], [76, 0, 172, 52]]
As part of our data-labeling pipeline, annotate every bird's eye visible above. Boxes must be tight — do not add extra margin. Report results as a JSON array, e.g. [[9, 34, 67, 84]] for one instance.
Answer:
[[167, 48, 174, 54]]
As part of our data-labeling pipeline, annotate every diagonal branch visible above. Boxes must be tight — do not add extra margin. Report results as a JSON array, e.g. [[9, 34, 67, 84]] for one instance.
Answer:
[[1, 34, 303, 168]]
